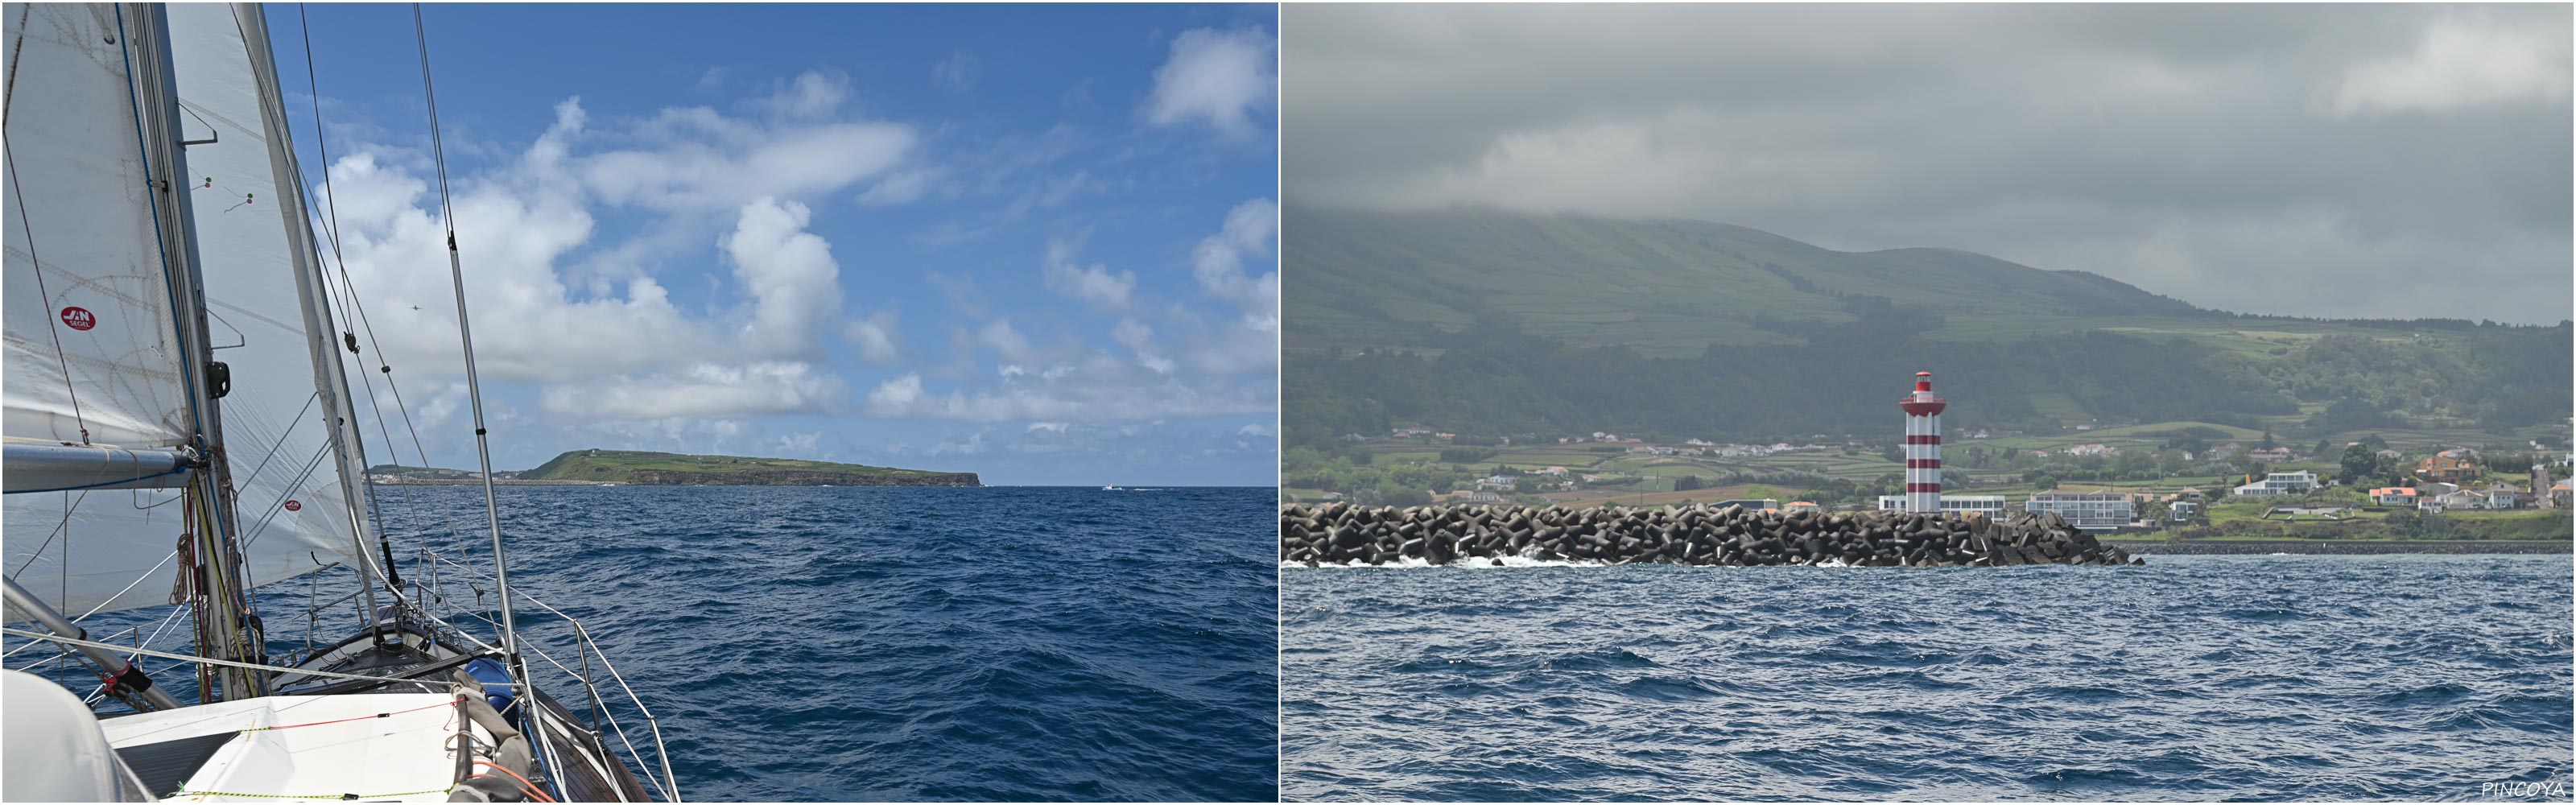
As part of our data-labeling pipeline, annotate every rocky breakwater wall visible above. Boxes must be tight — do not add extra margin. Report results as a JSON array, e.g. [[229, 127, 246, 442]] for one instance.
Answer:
[[1279, 502, 2141, 568]]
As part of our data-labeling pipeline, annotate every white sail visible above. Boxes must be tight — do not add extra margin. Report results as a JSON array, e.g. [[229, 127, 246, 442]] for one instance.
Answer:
[[160, 2, 372, 591], [1, 4, 195, 453], [2, 4, 368, 617]]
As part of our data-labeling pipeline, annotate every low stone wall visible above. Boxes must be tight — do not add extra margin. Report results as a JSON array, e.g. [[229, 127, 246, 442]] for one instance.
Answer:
[[1282, 502, 2140, 567]]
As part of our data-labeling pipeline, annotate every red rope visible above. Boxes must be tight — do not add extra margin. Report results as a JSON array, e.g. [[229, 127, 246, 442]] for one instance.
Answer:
[[469, 762, 557, 803], [244, 699, 452, 733]]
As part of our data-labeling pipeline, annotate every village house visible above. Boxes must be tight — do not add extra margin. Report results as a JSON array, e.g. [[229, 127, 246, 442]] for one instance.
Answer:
[[2416, 453, 2479, 483], [2553, 481, 2573, 508], [2368, 486, 2418, 506], [2432, 488, 2488, 511], [2232, 470, 2318, 497], [2482, 483, 2524, 510], [2246, 447, 2296, 463]]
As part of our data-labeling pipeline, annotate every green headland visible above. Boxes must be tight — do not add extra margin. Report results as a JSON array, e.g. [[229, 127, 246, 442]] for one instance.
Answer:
[[369, 449, 980, 487]]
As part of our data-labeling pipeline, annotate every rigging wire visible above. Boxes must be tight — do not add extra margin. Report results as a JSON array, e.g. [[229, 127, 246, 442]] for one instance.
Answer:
[[295, 2, 473, 580], [4, 138, 91, 444]]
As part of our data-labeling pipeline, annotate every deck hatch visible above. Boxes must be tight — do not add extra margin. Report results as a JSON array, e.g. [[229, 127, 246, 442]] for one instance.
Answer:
[[114, 731, 240, 798]]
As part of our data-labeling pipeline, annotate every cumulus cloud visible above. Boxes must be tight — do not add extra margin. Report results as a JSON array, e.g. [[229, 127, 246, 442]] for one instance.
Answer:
[[1145, 28, 1277, 139], [1190, 197, 1279, 332], [844, 309, 902, 365], [1040, 237, 1137, 308], [977, 318, 1034, 362], [316, 76, 920, 419], [546, 361, 841, 419]]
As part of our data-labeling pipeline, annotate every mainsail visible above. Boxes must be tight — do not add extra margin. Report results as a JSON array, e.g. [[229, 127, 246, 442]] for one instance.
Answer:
[[2, 3, 374, 617], [2, 5, 196, 456]]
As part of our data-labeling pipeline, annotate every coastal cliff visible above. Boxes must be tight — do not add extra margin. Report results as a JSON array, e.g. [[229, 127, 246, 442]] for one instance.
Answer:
[[371, 450, 980, 487]]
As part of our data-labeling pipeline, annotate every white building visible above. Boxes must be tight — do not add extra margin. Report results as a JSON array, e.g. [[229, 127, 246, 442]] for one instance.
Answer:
[[2433, 489, 2487, 511], [1876, 494, 2009, 516], [2231, 471, 2318, 497], [2024, 491, 2136, 531]]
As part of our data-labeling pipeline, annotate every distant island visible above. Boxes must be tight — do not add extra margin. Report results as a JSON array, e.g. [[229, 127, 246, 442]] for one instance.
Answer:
[[368, 449, 980, 487]]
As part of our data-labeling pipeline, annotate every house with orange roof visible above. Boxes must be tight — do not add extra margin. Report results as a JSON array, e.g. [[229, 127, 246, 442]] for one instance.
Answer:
[[2415, 453, 2479, 483], [2368, 486, 2417, 506]]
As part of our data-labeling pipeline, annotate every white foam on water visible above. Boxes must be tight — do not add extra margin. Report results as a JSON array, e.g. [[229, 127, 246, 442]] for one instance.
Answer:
[[1281, 555, 1610, 569], [1280, 555, 1889, 569]]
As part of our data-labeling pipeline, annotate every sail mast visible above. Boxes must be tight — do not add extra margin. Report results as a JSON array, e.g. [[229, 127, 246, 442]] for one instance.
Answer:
[[122, 1, 267, 701], [232, 2, 384, 638]]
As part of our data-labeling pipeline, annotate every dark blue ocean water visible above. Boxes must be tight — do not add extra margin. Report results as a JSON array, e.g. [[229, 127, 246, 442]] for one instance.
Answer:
[[1282, 555, 2574, 802], [34, 485, 1277, 802], [464, 485, 1278, 802]]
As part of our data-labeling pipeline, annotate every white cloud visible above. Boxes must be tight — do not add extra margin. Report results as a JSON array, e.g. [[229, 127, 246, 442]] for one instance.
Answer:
[[723, 198, 843, 359], [977, 318, 1034, 362], [755, 71, 852, 118], [856, 168, 936, 206], [844, 309, 903, 365], [545, 361, 841, 419], [2329, 18, 2571, 116], [1189, 197, 1279, 332], [312, 80, 943, 421], [774, 431, 824, 455], [1144, 28, 1277, 139], [932, 51, 981, 93], [861, 353, 1273, 423], [320, 151, 715, 382], [581, 113, 914, 212], [1040, 237, 1137, 308], [1110, 316, 1174, 375]]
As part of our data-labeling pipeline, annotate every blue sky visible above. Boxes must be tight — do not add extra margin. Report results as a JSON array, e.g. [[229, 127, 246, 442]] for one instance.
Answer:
[[275, 3, 1278, 485]]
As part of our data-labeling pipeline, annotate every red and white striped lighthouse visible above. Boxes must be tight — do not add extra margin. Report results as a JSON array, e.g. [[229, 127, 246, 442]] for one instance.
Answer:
[[1900, 371, 1947, 516]]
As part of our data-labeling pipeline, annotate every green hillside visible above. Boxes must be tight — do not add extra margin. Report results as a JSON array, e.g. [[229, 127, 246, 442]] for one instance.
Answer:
[[1285, 204, 2204, 354], [520, 450, 979, 486], [1282, 205, 2572, 448]]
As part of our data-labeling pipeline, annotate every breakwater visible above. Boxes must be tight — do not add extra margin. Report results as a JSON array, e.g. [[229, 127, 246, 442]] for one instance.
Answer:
[[1280, 502, 2140, 567]]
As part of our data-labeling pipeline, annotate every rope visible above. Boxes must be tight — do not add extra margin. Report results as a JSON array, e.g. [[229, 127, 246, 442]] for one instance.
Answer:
[[172, 784, 455, 800], [241, 698, 452, 732], [470, 762, 558, 803]]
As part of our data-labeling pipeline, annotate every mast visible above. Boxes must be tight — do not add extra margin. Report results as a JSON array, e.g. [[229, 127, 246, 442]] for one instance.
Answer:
[[122, 2, 268, 701], [233, 2, 383, 638]]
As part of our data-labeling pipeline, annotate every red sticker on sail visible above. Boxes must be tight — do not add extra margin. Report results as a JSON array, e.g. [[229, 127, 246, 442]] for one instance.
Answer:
[[60, 307, 94, 331], [283, 500, 303, 512]]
